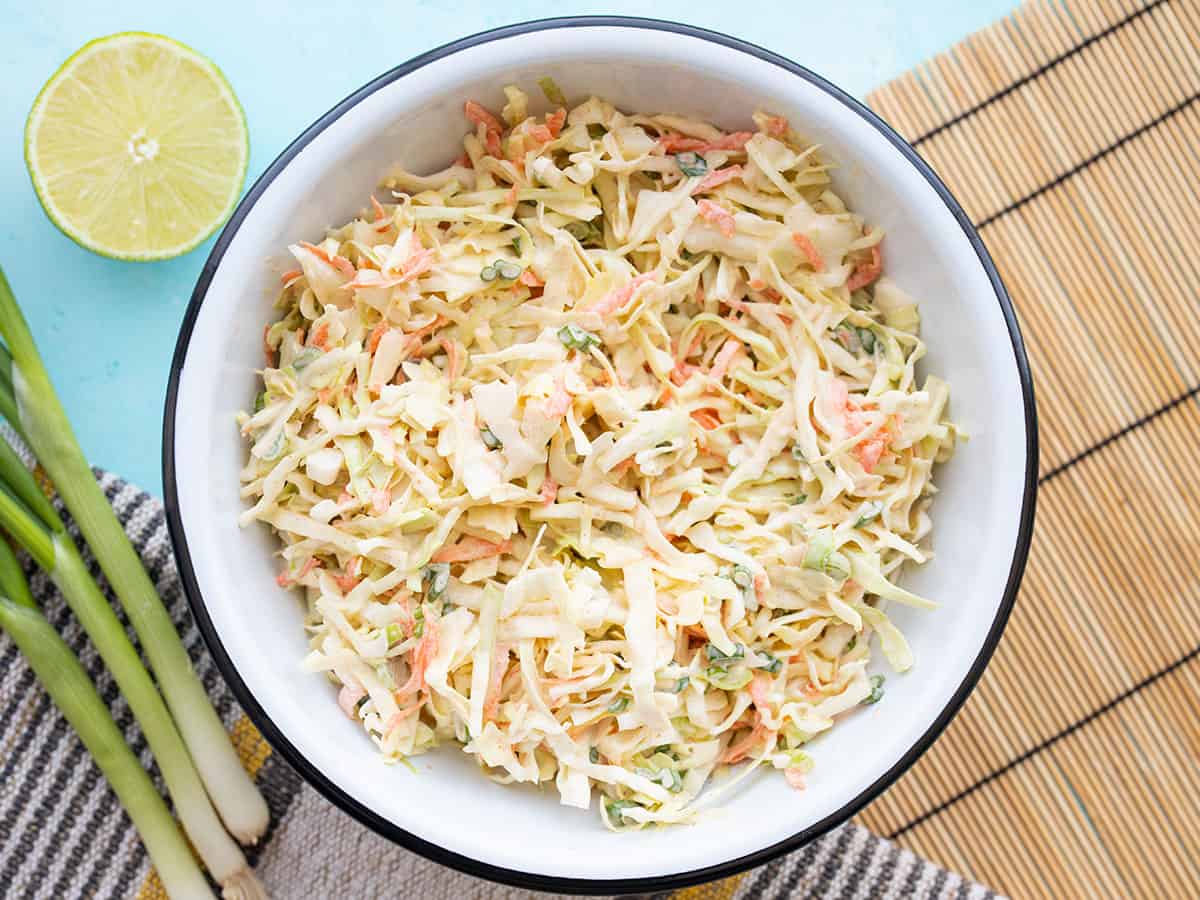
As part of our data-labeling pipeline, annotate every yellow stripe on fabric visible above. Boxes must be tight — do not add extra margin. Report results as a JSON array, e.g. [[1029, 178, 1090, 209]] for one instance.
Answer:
[[134, 869, 168, 900], [230, 713, 272, 778], [673, 872, 746, 900]]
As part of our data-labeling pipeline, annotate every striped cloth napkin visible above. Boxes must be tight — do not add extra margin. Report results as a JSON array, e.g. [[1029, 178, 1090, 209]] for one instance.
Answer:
[[0, 467, 1001, 899]]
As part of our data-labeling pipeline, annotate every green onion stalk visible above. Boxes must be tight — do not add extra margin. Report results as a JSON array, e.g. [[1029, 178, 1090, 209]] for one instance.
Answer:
[[0, 542, 214, 899], [0, 440, 264, 897], [0, 267, 268, 843]]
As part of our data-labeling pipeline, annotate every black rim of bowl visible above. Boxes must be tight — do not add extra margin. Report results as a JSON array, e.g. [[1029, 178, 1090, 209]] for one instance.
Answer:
[[163, 15, 1039, 895]]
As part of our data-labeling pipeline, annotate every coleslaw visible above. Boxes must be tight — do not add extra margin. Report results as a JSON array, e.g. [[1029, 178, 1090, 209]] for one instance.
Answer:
[[238, 82, 959, 828]]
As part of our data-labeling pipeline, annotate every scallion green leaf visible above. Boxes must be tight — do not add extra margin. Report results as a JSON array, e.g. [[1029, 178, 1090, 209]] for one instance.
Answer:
[[607, 696, 630, 714], [480, 426, 503, 450], [537, 76, 567, 106], [564, 219, 602, 245], [495, 260, 523, 281], [674, 151, 708, 177], [706, 666, 753, 691], [855, 502, 883, 527], [705, 642, 745, 663], [557, 324, 600, 352], [861, 674, 886, 705], [292, 348, 321, 371], [422, 563, 450, 599], [756, 651, 783, 674], [858, 327, 877, 353]]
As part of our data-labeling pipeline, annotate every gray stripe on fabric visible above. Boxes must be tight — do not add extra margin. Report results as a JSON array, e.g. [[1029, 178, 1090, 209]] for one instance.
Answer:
[[816, 825, 873, 900], [867, 835, 903, 899], [804, 825, 864, 899], [837, 829, 885, 900], [0, 689, 60, 785], [44, 752, 105, 899], [739, 857, 787, 900], [901, 845, 928, 898], [769, 826, 852, 900], [102, 802, 147, 898], [0, 699, 67, 888], [38, 679, 126, 892], [928, 864, 952, 898], [12, 731, 91, 889]]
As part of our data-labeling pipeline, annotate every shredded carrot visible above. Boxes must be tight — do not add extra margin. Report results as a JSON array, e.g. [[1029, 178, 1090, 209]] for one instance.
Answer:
[[310, 321, 331, 350], [749, 673, 771, 712], [482, 643, 512, 724], [262, 325, 275, 365], [371, 488, 391, 515], [275, 571, 293, 588], [333, 572, 360, 593], [370, 196, 392, 233], [691, 164, 744, 195], [385, 697, 426, 733], [708, 338, 742, 382], [440, 338, 461, 382], [279, 268, 302, 285], [613, 457, 637, 475], [846, 242, 883, 291], [791, 232, 825, 272], [690, 408, 722, 430], [527, 123, 554, 144], [697, 199, 736, 238], [367, 321, 389, 354], [539, 476, 558, 506], [397, 620, 440, 697], [658, 133, 707, 153], [691, 165, 744, 195], [588, 271, 657, 316], [299, 240, 355, 278], [465, 100, 504, 157], [431, 536, 512, 564], [660, 131, 753, 153], [753, 573, 767, 597], [856, 434, 888, 473], [784, 767, 807, 791], [765, 115, 789, 138], [297, 557, 320, 578], [401, 233, 436, 280], [518, 269, 544, 287], [505, 183, 518, 206], [543, 372, 573, 418], [708, 131, 754, 150], [546, 108, 567, 137], [401, 315, 450, 359], [721, 713, 769, 764]]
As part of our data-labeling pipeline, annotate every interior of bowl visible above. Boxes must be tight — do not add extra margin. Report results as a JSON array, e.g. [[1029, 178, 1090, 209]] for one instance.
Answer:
[[167, 20, 1034, 891]]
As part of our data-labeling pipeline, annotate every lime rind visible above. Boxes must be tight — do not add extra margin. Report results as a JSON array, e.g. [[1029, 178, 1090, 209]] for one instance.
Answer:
[[24, 32, 249, 262]]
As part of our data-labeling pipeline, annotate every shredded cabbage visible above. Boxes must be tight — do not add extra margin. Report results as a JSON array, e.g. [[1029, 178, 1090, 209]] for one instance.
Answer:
[[239, 87, 958, 829]]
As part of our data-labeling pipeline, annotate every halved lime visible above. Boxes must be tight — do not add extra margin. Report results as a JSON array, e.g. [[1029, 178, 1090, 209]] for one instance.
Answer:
[[24, 33, 248, 261]]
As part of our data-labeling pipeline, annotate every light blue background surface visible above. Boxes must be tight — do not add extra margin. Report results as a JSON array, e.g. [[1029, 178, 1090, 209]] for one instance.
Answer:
[[0, 0, 1014, 496]]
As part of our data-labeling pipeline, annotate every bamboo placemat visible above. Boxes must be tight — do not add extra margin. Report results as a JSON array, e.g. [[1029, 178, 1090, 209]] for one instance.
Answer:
[[848, 1, 1200, 897]]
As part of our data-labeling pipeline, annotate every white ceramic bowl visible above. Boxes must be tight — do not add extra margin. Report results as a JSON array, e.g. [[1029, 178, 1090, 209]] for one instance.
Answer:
[[164, 17, 1037, 893]]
